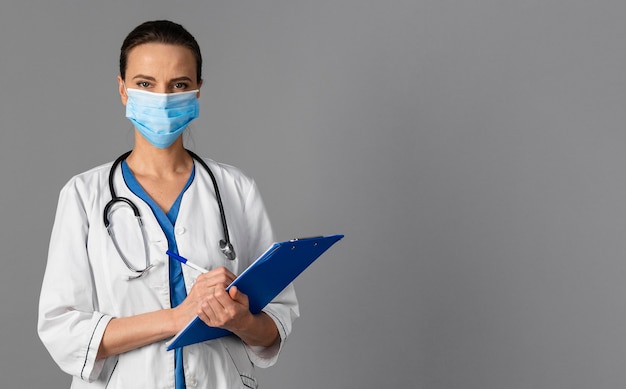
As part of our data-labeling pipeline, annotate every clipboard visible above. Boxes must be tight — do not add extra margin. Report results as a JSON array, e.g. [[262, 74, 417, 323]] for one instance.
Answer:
[[167, 234, 344, 350]]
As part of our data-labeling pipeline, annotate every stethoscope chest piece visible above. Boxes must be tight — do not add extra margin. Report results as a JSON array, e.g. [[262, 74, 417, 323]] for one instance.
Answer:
[[220, 240, 236, 261]]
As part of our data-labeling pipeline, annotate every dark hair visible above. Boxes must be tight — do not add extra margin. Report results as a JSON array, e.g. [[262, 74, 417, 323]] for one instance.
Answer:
[[119, 20, 202, 82]]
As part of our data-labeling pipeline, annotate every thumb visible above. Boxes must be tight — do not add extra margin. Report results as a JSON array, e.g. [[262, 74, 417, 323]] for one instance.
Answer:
[[229, 286, 248, 305]]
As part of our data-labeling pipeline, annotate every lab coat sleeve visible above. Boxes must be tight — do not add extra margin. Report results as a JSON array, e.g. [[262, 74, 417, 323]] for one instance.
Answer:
[[239, 179, 300, 368], [38, 178, 114, 382]]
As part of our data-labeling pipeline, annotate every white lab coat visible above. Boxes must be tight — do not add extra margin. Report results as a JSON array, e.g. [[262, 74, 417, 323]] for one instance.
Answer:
[[38, 157, 299, 389]]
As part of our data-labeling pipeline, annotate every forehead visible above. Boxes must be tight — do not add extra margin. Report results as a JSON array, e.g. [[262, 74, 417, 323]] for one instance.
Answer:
[[126, 42, 197, 78]]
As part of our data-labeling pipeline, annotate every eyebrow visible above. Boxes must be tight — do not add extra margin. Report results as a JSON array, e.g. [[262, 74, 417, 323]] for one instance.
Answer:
[[132, 74, 156, 81], [132, 74, 194, 83]]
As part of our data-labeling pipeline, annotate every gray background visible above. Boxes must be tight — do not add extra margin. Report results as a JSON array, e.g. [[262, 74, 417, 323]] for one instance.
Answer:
[[2, 1, 626, 388]]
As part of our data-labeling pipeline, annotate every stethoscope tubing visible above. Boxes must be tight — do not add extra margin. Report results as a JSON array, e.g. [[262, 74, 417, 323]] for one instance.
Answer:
[[103, 149, 236, 278]]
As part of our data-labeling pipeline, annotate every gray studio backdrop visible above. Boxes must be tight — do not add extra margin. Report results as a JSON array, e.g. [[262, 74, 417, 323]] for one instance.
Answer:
[[2, 1, 626, 388]]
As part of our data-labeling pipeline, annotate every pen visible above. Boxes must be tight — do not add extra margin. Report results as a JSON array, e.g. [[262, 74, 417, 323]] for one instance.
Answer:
[[166, 250, 209, 273]]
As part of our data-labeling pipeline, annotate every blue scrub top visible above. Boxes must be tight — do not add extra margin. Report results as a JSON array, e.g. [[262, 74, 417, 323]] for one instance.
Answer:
[[122, 160, 195, 389]]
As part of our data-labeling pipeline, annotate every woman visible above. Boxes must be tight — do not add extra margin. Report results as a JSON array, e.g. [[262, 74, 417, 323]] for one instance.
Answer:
[[38, 20, 298, 389]]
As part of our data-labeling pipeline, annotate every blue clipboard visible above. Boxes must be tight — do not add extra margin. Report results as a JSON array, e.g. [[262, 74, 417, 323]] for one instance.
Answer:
[[167, 234, 344, 350]]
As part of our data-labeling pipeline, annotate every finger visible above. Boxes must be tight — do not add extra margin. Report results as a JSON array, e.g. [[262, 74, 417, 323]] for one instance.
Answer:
[[199, 296, 220, 326], [196, 268, 236, 288], [211, 287, 235, 311]]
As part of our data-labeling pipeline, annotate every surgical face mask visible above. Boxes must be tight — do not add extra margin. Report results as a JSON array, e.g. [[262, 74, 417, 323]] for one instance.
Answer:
[[125, 88, 200, 149]]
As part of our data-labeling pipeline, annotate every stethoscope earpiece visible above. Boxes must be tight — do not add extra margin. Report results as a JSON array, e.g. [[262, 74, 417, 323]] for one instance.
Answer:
[[121, 265, 154, 281]]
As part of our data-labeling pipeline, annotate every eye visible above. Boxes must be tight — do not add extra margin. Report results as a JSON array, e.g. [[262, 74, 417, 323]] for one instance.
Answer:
[[136, 81, 151, 88], [173, 82, 189, 89]]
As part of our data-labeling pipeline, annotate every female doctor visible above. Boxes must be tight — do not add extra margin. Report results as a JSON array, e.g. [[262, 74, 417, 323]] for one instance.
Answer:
[[38, 20, 298, 389]]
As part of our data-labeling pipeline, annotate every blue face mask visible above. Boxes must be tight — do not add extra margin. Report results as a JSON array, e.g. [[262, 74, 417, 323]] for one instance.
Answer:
[[125, 88, 200, 149]]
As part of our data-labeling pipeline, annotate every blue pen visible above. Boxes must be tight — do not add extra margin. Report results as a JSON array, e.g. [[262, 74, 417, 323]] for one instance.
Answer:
[[166, 250, 209, 273]]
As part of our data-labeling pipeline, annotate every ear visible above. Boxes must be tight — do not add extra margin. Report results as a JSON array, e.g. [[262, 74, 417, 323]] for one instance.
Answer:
[[117, 75, 128, 106], [196, 79, 203, 98]]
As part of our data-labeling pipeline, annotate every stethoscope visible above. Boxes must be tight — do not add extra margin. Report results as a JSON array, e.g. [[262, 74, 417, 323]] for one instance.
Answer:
[[103, 149, 236, 279]]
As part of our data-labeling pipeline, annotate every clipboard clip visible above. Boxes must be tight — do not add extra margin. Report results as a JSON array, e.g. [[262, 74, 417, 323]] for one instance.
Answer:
[[289, 236, 323, 242], [289, 236, 324, 249]]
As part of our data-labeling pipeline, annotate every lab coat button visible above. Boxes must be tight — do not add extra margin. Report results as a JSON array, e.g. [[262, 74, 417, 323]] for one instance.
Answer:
[[187, 378, 197, 387], [175, 226, 186, 235]]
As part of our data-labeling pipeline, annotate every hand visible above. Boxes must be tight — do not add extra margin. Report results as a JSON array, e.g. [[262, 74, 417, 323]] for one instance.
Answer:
[[198, 285, 253, 332], [172, 266, 237, 330], [173, 267, 278, 347]]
